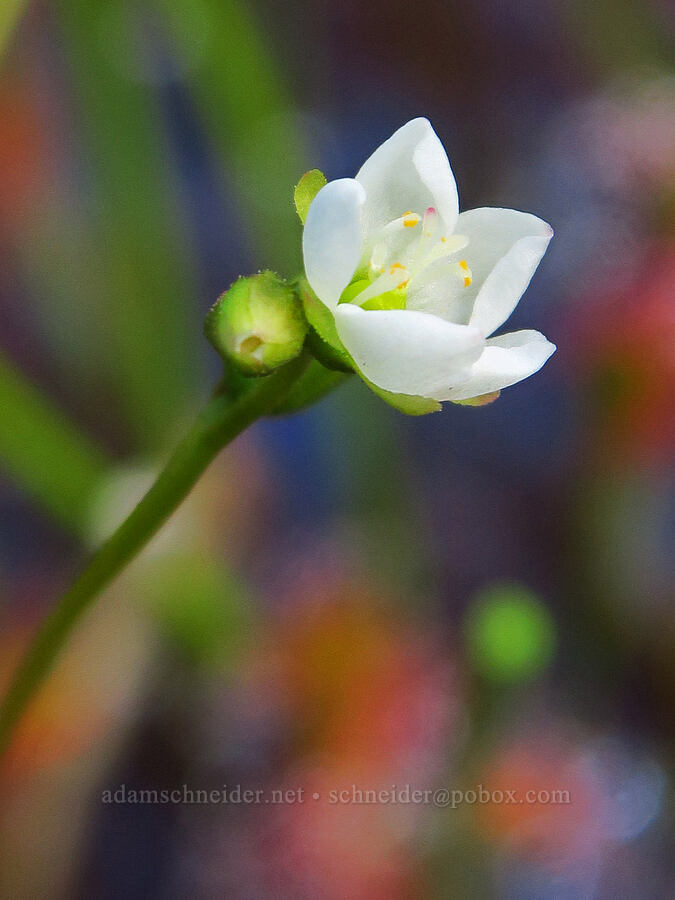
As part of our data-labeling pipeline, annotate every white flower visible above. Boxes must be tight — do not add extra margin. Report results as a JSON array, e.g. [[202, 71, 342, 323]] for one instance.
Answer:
[[302, 118, 556, 408]]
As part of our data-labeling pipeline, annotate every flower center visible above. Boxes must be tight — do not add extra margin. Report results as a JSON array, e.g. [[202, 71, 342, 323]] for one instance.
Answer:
[[339, 206, 472, 310]]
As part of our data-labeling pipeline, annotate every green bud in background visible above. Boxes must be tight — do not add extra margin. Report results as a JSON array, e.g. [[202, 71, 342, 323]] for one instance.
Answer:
[[204, 271, 308, 376], [464, 582, 556, 682]]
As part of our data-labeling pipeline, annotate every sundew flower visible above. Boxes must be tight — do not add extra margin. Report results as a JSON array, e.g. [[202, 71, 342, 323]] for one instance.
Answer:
[[302, 118, 556, 410]]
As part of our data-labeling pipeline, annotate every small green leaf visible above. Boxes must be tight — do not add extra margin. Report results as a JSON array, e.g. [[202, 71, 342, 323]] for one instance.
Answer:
[[294, 169, 327, 224]]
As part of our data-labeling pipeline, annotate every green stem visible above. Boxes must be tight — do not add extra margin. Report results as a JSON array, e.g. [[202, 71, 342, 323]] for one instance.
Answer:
[[0, 356, 308, 756]]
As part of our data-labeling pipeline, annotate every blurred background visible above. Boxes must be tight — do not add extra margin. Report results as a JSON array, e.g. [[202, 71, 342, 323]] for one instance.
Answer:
[[0, 0, 673, 897]]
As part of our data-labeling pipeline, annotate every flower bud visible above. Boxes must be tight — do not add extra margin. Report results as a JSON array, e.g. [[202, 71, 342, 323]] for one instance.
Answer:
[[204, 271, 308, 376]]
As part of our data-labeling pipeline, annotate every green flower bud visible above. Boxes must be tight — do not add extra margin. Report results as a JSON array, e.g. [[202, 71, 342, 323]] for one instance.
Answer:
[[204, 271, 308, 376]]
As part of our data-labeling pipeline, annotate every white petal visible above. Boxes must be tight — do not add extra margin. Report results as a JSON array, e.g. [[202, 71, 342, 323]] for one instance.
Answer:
[[302, 178, 366, 309], [455, 208, 553, 336], [443, 330, 556, 402], [356, 118, 459, 236], [334, 304, 483, 399]]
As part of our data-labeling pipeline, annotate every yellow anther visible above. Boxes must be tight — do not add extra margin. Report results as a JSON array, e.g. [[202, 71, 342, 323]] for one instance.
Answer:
[[464, 276, 472, 287], [390, 262, 406, 273], [441, 236, 447, 242], [397, 279, 410, 290], [459, 259, 469, 271]]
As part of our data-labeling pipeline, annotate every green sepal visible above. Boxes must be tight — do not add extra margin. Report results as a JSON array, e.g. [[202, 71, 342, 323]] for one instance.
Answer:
[[294, 169, 327, 224], [273, 358, 350, 415], [305, 327, 354, 373], [360, 376, 442, 415], [297, 275, 353, 370], [454, 390, 501, 407]]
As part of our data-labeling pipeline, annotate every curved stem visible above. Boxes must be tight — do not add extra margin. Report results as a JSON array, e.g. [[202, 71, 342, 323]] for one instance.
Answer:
[[0, 356, 308, 757]]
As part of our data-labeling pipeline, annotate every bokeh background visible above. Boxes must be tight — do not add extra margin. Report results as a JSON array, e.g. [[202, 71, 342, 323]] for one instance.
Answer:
[[1, 1, 673, 897]]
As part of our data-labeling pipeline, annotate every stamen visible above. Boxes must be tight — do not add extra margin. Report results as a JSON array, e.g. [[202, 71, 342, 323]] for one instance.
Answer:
[[351, 264, 410, 306], [377, 214, 422, 236], [443, 235, 469, 253], [364, 213, 422, 271], [408, 257, 473, 292], [389, 262, 409, 288], [358, 209, 473, 306], [459, 259, 472, 286], [403, 231, 469, 276], [369, 242, 387, 274]]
